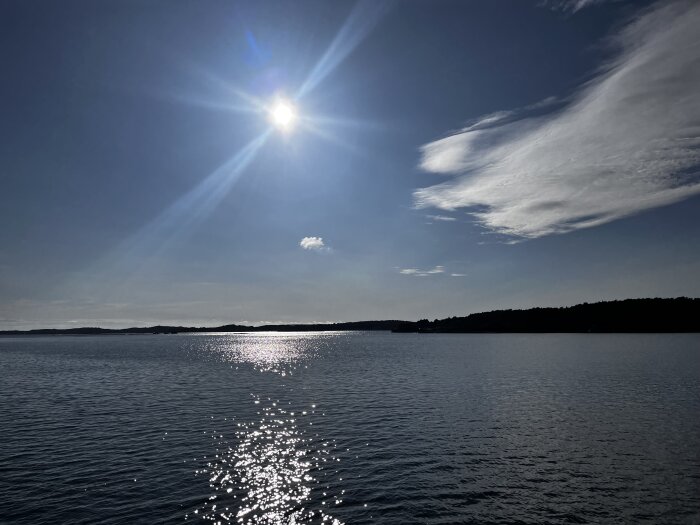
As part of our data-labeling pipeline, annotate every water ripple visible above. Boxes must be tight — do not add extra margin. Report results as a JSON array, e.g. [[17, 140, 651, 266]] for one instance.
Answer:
[[1, 333, 699, 524]]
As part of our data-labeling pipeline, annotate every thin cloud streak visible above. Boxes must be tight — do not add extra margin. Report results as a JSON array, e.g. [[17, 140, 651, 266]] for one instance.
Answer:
[[399, 265, 445, 277], [542, 0, 610, 13], [426, 214, 457, 222], [416, 1, 700, 239]]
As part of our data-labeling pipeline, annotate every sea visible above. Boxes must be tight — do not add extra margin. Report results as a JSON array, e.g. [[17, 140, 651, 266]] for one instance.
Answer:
[[1, 332, 699, 524]]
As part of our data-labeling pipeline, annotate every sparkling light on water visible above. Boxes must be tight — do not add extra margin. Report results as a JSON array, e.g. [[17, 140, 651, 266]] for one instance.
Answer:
[[190, 333, 349, 524], [194, 399, 344, 524], [203, 333, 341, 375]]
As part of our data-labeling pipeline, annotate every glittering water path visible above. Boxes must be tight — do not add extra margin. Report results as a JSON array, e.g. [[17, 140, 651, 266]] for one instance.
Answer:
[[188, 333, 348, 524], [1, 333, 699, 524]]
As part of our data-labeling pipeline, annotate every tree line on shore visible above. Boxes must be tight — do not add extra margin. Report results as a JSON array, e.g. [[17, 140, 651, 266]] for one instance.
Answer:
[[1, 298, 698, 335], [392, 297, 700, 333]]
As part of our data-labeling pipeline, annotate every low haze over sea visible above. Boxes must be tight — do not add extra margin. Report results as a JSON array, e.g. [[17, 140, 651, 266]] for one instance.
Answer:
[[2, 332, 699, 524]]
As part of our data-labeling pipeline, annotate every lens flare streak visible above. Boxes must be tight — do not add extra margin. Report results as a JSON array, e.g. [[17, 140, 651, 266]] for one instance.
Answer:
[[298, 0, 395, 98]]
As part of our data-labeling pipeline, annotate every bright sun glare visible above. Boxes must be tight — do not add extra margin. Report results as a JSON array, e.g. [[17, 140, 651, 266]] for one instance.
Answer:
[[269, 100, 297, 131]]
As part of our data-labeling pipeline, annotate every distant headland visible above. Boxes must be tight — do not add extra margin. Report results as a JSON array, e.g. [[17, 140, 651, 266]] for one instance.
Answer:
[[1, 298, 699, 335], [393, 297, 700, 333]]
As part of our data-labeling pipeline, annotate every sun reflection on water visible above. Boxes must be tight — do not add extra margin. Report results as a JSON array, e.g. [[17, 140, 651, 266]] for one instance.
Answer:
[[203, 332, 342, 375], [189, 333, 349, 524], [192, 399, 344, 524]]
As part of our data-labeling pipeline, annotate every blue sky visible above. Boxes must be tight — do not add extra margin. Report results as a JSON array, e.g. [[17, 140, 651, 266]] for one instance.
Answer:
[[1, 0, 699, 329]]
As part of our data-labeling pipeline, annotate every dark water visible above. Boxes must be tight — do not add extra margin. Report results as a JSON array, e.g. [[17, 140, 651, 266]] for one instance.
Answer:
[[1, 333, 699, 524]]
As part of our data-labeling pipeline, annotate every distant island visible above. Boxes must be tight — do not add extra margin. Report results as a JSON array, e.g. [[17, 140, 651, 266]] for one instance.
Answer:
[[0, 320, 402, 336], [1, 298, 699, 335]]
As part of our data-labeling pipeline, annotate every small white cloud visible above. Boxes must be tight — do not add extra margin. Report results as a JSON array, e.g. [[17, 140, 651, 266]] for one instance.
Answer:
[[299, 236, 330, 252], [399, 265, 445, 277], [450, 273, 466, 277], [416, 1, 700, 239], [426, 214, 457, 222]]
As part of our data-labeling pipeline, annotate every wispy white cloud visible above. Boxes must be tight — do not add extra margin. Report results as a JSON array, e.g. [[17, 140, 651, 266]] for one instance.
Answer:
[[399, 265, 445, 277], [416, 1, 700, 239], [541, 0, 611, 13], [299, 236, 331, 252], [426, 214, 457, 222], [450, 273, 467, 277]]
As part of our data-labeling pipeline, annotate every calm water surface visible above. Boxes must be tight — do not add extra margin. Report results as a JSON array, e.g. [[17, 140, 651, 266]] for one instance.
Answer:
[[1, 332, 699, 524]]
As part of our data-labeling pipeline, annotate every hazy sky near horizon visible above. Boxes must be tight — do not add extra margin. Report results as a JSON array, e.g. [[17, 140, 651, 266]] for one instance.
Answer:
[[2, 0, 700, 329]]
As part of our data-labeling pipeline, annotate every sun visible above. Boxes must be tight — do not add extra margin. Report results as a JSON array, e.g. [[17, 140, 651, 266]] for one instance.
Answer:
[[268, 99, 297, 131]]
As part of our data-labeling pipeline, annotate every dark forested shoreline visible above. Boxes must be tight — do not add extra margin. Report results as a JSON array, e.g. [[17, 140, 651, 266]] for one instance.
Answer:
[[393, 298, 700, 333], [1, 298, 699, 335]]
